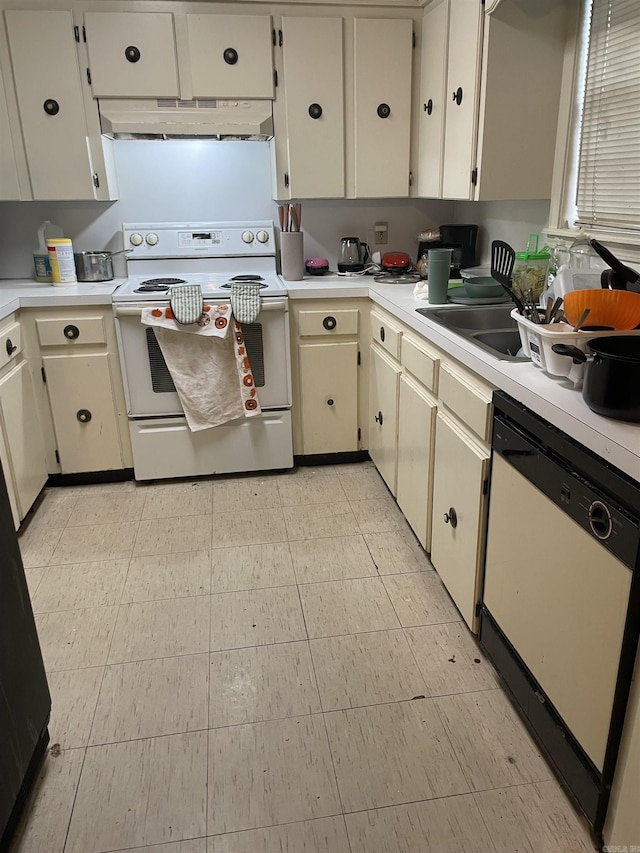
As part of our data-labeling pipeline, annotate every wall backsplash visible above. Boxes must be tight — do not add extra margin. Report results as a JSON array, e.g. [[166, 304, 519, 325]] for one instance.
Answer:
[[0, 140, 549, 280]]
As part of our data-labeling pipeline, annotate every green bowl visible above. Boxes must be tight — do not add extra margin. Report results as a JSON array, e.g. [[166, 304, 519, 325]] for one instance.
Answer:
[[463, 276, 504, 299]]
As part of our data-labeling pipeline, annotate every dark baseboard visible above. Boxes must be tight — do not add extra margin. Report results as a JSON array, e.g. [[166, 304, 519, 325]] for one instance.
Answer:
[[294, 451, 370, 466], [47, 468, 135, 487], [0, 725, 49, 853]]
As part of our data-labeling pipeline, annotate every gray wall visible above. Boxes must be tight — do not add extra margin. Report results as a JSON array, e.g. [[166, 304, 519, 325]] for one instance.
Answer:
[[0, 139, 549, 279]]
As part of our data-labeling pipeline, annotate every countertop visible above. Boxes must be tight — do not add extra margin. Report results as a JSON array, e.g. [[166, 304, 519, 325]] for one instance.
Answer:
[[2, 274, 638, 481], [286, 275, 640, 481]]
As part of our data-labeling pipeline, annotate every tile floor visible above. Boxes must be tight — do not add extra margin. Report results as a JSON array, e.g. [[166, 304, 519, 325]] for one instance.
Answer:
[[12, 462, 597, 853]]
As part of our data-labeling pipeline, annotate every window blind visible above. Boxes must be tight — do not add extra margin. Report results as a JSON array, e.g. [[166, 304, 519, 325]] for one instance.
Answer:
[[575, 0, 640, 231]]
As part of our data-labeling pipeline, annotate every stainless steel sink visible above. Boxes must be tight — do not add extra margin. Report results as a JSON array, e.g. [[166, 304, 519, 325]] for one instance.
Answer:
[[416, 304, 529, 361]]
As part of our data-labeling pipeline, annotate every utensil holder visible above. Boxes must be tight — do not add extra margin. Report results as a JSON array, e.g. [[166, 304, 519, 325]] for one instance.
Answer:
[[280, 231, 304, 281]]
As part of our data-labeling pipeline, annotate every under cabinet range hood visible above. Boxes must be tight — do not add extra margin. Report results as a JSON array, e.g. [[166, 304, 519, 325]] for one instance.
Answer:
[[98, 98, 274, 140]]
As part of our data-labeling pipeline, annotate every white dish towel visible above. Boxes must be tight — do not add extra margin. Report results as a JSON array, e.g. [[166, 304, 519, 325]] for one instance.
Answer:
[[141, 304, 261, 431]]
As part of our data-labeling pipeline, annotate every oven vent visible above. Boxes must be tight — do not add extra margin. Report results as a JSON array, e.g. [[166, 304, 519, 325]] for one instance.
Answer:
[[146, 329, 176, 394], [156, 99, 220, 110], [241, 323, 265, 387]]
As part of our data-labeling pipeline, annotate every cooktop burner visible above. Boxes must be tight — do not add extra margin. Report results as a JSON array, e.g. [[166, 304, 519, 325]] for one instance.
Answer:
[[220, 281, 268, 289], [231, 275, 264, 282]]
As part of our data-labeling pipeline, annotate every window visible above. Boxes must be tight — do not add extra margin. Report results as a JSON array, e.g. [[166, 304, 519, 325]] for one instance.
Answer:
[[575, 0, 640, 232]]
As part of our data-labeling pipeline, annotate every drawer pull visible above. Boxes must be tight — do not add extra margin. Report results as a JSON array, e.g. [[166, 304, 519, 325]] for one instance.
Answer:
[[452, 86, 463, 106], [125, 45, 141, 63], [77, 409, 92, 423], [374, 410, 383, 425], [323, 315, 337, 330], [64, 324, 80, 340], [424, 98, 433, 115], [223, 47, 239, 65], [443, 507, 458, 528], [327, 398, 334, 407], [43, 99, 60, 116], [5, 339, 17, 357], [377, 102, 391, 119], [308, 103, 323, 119], [379, 326, 385, 342]]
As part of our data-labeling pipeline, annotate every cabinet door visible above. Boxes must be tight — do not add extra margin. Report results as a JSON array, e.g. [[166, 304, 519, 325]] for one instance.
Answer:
[[368, 345, 401, 495], [0, 361, 48, 524], [354, 19, 413, 198], [441, 0, 483, 199], [188, 14, 273, 99], [43, 353, 123, 474], [85, 12, 179, 98], [396, 375, 437, 550], [281, 17, 344, 199], [0, 52, 21, 200], [417, 0, 448, 198], [5, 10, 97, 200], [430, 411, 489, 630], [299, 341, 358, 454]]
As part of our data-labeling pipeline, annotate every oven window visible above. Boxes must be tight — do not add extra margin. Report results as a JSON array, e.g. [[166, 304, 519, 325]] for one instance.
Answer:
[[145, 324, 266, 393]]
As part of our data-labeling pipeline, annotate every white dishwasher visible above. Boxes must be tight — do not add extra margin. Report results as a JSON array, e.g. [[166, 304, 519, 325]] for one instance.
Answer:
[[480, 393, 640, 847]]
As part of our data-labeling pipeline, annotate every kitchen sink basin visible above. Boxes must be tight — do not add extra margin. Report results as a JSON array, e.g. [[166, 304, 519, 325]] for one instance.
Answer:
[[416, 304, 529, 361]]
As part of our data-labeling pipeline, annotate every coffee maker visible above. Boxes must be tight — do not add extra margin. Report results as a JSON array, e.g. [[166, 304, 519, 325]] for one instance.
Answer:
[[417, 224, 478, 279]]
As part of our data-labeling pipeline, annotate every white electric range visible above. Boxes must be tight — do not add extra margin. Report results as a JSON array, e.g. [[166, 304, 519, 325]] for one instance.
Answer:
[[113, 221, 293, 481]]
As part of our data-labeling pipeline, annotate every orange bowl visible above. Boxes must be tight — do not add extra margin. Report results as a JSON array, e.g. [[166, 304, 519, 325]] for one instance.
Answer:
[[563, 289, 640, 331]]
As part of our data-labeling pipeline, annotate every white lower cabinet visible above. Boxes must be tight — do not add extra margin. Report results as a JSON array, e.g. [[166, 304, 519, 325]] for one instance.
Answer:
[[0, 360, 47, 528], [368, 345, 401, 495], [430, 411, 489, 630], [396, 374, 437, 550]]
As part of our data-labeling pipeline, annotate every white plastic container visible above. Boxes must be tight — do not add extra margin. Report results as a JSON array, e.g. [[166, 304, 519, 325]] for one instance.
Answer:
[[33, 220, 63, 282], [47, 238, 77, 285]]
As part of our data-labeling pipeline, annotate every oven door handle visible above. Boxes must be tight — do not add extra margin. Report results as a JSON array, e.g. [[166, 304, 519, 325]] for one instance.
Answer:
[[113, 299, 288, 318]]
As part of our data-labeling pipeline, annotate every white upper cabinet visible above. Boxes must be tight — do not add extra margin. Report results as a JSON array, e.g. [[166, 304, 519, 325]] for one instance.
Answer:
[[0, 52, 21, 200], [84, 12, 179, 98], [187, 14, 273, 99], [417, 0, 448, 199], [353, 18, 413, 198], [5, 10, 105, 201], [279, 16, 345, 199]]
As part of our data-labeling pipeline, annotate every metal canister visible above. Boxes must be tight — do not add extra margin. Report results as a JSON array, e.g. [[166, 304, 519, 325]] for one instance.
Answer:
[[47, 238, 77, 285]]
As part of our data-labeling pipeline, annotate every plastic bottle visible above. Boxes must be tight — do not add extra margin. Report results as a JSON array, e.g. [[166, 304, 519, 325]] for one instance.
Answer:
[[33, 221, 53, 282], [47, 238, 77, 285]]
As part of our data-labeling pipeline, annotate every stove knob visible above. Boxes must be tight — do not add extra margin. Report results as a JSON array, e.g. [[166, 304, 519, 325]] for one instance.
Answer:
[[129, 233, 143, 246], [256, 230, 270, 244], [241, 230, 255, 244], [145, 232, 159, 246]]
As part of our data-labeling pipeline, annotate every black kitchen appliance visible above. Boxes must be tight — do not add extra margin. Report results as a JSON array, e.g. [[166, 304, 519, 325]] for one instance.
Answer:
[[417, 224, 478, 279], [0, 462, 51, 850]]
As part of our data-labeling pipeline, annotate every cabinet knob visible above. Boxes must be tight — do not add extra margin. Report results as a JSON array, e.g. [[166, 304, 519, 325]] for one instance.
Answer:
[[323, 315, 337, 330], [379, 326, 385, 342], [77, 409, 92, 423], [377, 103, 391, 119], [443, 507, 458, 528], [424, 99, 433, 116], [452, 87, 463, 106], [308, 103, 323, 119], [374, 410, 383, 425], [327, 398, 334, 407], [43, 99, 60, 116], [223, 47, 239, 65], [5, 339, 17, 357], [125, 45, 141, 63], [64, 324, 80, 340]]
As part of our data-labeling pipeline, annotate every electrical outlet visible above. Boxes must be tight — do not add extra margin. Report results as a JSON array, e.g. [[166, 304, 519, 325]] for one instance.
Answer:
[[374, 222, 388, 245]]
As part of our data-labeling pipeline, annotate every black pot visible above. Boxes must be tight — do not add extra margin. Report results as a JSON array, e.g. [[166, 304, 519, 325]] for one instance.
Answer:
[[552, 336, 640, 422]]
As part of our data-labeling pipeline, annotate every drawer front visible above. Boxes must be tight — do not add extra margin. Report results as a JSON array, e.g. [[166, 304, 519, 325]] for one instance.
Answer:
[[298, 309, 359, 337], [370, 310, 402, 360], [36, 316, 106, 347], [0, 322, 23, 370], [401, 337, 439, 392], [438, 362, 493, 441]]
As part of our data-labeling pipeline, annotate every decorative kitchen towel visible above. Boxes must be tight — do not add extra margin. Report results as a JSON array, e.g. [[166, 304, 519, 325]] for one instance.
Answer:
[[230, 282, 261, 324], [170, 284, 204, 325], [141, 303, 231, 336], [142, 308, 261, 430]]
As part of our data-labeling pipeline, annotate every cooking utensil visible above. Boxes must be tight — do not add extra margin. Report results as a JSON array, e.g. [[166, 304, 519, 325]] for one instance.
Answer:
[[491, 240, 524, 314], [563, 288, 640, 330], [381, 251, 411, 273], [572, 307, 591, 332], [551, 336, 640, 422], [548, 296, 564, 323], [74, 249, 130, 282], [590, 239, 640, 290]]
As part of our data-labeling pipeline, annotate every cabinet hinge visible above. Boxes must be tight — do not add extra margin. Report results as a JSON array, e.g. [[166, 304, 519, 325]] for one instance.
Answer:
[[357, 351, 361, 366], [471, 167, 478, 186], [284, 172, 289, 188], [54, 449, 60, 464], [272, 27, 276, 46], [279, 29, 283, 47], [93, 172, 100, 189], [74, 25, 80, 42], [82, 25, 86, 42], [86, 67, 92, 86], [273, 69, 278, 88], [412, 31, 416, 49], [358, 427, 361, 442], [482, 478, 489, 495], [409, 171, 413, 187], [40, 366, 46, 383], [475, 601, 482, 618]]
